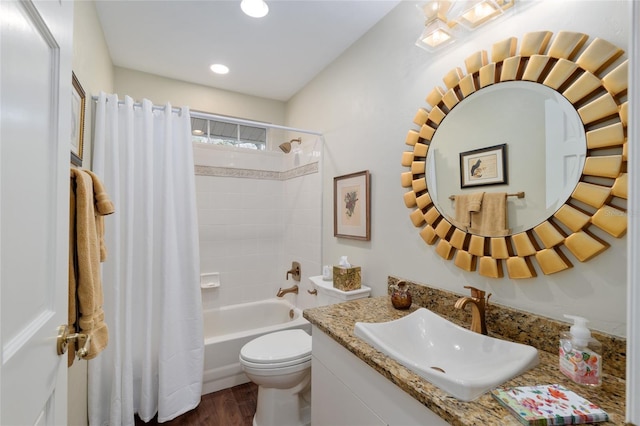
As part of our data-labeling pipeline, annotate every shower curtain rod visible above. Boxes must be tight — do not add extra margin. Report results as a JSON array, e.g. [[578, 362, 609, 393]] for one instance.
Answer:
[[91, 95, 184, 114], [190, 110, 323, 136], [92, 96, 324, 136]]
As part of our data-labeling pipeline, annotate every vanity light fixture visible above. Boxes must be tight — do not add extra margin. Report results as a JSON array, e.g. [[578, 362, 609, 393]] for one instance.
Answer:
[[240, 0, 269, 18], [447, 0, 514, 30], [416, 18, 456, 51], [210, 63, 229, 75], [415, 0, 516, 52], [415, 1, 457, 51]]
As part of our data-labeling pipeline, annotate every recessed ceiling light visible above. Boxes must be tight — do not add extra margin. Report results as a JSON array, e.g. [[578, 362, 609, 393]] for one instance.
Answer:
[[241, 0, 269, 18], [210, 64, 229, 75], [192, 129, 204, 136]]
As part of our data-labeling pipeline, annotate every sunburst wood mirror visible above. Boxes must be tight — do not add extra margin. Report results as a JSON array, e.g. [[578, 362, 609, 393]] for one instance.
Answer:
[[401, 31, 628, 279]]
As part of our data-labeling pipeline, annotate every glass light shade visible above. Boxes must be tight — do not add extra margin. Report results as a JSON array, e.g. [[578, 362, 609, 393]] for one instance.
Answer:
[[240, 0, 269, 18], [448, 0, 505, 30], [415, 19, 456, 52], [417, 1, 452, 22]]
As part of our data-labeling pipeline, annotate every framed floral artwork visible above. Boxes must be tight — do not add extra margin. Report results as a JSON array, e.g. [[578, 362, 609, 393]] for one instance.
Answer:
[[334, 170, 370, 240]]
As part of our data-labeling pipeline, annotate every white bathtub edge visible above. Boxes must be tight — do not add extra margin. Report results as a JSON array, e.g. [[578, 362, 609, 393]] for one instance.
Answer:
[[202, 362, 249, 395]]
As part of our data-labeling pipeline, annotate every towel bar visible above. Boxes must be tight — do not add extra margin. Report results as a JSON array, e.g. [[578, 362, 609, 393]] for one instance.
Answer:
[[449, 191, 525, 201]]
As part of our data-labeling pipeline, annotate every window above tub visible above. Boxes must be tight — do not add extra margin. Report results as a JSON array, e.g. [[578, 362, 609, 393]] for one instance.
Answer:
[[191, 116, 267, 150]]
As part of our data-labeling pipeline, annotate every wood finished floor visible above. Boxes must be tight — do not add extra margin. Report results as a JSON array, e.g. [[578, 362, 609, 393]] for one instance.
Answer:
[[135, 382, 258, 426]]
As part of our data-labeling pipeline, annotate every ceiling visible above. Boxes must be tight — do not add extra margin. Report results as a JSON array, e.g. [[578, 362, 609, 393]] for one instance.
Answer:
[[95, 0, 401, 102]]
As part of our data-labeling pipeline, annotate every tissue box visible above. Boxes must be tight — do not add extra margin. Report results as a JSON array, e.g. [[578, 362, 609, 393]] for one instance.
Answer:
[[333, 266, 361, 291]]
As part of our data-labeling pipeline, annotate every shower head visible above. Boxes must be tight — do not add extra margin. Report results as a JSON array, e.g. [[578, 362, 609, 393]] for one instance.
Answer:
[[279, 137, 302, 153]]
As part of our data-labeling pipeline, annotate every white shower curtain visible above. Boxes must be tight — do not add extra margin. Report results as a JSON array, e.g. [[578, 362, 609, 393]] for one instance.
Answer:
[[89, 93, 204, 425]]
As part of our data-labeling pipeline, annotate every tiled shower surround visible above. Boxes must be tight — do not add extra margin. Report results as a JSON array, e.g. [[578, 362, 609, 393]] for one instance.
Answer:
[[194, 142, 322, 310]]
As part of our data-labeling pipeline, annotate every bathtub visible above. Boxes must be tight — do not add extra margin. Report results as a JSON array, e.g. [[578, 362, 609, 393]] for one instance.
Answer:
[[202, 298, 311, 395]]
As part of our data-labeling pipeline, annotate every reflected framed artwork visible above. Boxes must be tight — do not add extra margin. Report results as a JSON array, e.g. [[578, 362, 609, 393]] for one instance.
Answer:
[[334, 170, 370, 240], [71, 72, 86, 166], [460, 143, 507, 188]]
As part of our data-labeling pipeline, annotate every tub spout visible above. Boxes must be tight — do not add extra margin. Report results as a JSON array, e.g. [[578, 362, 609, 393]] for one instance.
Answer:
[[277, 284, 299, 297]]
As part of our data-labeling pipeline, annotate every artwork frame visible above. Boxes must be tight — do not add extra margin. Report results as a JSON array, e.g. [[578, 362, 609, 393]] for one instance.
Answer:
[[334, 170, 370, 240], [459, 143, 507, 188], [70, 72, 86, 166]]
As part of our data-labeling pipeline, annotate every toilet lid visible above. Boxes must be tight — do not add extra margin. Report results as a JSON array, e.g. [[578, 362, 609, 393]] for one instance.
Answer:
[[240, 329, 311, 364]]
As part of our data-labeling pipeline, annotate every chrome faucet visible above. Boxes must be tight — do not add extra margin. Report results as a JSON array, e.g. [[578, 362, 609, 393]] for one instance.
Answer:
[[277, 284, 299, 297], [454, 286, 491, 335]]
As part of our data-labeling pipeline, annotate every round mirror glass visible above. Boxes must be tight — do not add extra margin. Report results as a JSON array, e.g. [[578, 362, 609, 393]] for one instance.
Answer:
[[426, 81, 587, 236]]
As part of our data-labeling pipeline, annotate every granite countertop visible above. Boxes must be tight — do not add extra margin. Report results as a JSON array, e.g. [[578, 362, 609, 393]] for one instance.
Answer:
[[303, 296, 626, 426]]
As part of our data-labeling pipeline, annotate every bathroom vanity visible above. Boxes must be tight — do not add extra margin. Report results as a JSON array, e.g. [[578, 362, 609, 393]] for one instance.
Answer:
[[303, 294, 626, 425]]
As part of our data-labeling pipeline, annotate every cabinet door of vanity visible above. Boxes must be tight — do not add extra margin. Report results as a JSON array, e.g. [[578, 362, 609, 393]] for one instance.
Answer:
[[311, 325, 448, 426], [311, 355, 386, 426]]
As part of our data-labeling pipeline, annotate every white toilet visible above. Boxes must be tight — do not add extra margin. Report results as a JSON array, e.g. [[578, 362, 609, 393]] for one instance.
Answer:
[[239, 276, 371, 426], [240, 329, 312, 426]]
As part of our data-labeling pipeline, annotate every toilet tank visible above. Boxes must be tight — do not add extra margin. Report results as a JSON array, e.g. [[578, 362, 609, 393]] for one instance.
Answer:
[[309, 276, 371, 306]]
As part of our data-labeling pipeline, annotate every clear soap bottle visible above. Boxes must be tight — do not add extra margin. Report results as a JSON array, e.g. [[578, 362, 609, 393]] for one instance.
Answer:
[[559, 314, 602, 386]]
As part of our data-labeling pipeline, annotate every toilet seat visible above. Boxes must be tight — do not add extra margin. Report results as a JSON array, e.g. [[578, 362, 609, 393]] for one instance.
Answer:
[[240, 329, 311, 369], [240, 355, 311, 370]]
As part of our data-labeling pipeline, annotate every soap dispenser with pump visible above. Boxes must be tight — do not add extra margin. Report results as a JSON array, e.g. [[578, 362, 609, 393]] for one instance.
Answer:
[[559, 314, 602, 386]]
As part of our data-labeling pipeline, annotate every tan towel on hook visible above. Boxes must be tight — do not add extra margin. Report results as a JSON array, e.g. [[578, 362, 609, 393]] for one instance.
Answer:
[[468, 192, 509, 236], [69, 169, 114, 366], [85, 169, 114, 260], [451, 192, 484, 230]]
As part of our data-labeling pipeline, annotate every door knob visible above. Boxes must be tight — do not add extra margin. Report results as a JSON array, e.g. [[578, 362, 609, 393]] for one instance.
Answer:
[[57, 325, 91, 359]]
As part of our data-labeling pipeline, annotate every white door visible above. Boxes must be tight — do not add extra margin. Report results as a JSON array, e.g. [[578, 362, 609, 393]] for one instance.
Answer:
[[1, 0, 73, 424]]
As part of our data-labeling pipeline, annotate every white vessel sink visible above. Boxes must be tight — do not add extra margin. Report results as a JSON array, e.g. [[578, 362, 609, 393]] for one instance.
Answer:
[[354, 308, 539, 401]]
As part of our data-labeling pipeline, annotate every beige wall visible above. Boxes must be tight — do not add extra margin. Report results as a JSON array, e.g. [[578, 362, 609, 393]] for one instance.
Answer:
[[286, 0, 629, 337], [72, 1, 114, 171], [114, 67, 286, 124]]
